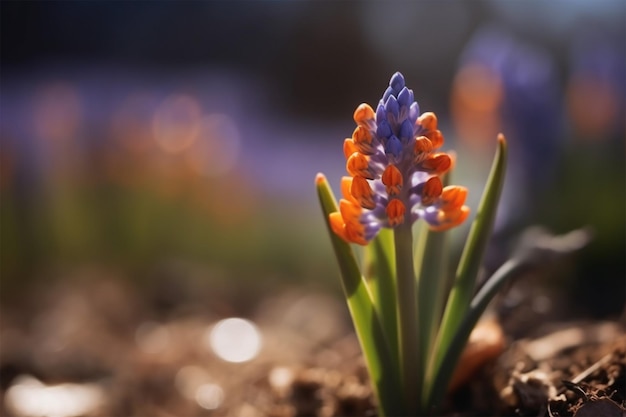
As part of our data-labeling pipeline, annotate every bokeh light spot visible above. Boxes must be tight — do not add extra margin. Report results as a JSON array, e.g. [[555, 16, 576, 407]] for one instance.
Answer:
[[5, 375, 104, 417], [205, 318, 262, 363], [153, 94, 202, 153], [567, 75, 619, 140], [186, 113, 241, 178], [453, 63, 503, 112], [195, 383, 224, 410], [33, 82, 83, 143], [268, 366, 294, 396], [451, 63, 503, 144]]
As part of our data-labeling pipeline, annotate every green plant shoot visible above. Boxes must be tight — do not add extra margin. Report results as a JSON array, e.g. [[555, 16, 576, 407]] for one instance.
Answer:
[[316, 72, 513, 416]]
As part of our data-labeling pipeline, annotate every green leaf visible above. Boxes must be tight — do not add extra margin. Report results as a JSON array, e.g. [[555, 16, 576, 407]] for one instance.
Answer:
[[427, 259, 526, 410], [424, 135, 508, 410], [315, 174, 404, 417], [365, 228, 399, 366]]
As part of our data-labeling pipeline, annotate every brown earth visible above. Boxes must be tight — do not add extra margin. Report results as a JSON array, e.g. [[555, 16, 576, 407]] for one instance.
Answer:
[[1, 269, 624, 417]]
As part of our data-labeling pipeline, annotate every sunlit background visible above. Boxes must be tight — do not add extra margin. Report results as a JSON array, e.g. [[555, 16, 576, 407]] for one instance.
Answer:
[[1, 2, 625, 416]]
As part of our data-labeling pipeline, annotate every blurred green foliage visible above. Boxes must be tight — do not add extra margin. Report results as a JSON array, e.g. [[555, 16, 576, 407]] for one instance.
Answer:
[[0, 174, 338, 300]]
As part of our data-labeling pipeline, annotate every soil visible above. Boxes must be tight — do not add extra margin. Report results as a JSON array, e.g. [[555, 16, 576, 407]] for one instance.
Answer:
[[1, 268, 624, 417]]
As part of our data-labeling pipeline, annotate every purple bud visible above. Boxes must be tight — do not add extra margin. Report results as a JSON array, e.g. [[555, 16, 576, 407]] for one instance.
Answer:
[[376, 103, 386, 122], [385, 95, 399, 120], [384, 135, 403, 159], [376, 119, 392, 138], [397, 87, 413, 108], [390, 72, 405, 93], [382, 87, 394, 103], [399, 119, 413, 142], [409, 102, 420, 125]]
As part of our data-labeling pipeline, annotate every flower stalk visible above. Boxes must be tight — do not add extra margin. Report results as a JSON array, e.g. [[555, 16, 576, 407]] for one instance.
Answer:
[[394, 220, 420, 413]]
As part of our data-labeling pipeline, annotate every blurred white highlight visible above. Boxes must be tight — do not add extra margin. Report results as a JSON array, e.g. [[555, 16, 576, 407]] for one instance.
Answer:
[[195, 383, 224, 410], [5, 375, 104, 417], [205, 317, 262, 363]]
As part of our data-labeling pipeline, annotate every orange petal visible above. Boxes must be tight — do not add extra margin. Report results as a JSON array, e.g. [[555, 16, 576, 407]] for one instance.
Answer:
[[430, 206, 470, 231], [344, 221, 368, 245], [352, 126, 376, 155], [386, 199, 405, 226], [353, 103, 375, 126], [414, 135, 433, 153], [425, 129, 444, 149], [340, 176, 356, 201], [422, 153, 451, 174], [382, 164, 403, 196], [343, 138, 358, 159], [418, 112, 438, 131], [330, 206, 368, 245], [421, 176, 443, 205], [339, 198, 362, 221], [329, 212, 348, 240], [346, 152, 374, 179], [350, 175, 376, 209], [352, 125, 372, 146], [441, 186, 468, 210]]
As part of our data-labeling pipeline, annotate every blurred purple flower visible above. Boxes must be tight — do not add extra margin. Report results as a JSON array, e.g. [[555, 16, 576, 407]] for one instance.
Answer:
[[567, 32, 626, 141], [458, 25, 562, 195]]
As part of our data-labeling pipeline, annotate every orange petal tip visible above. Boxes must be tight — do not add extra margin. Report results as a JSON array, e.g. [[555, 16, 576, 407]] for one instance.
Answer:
[[315, 173, 327, 185]]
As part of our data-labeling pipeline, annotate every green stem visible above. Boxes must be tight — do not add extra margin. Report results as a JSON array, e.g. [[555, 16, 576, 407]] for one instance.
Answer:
[[415, 225, 449, 409], [394, 220, 420, 414]]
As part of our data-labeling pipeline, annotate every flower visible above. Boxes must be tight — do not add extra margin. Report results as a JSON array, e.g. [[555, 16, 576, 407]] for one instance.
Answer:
[[330, 72, 470, 245]]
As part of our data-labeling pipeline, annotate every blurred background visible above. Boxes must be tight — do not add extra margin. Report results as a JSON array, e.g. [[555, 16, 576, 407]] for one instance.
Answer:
[[0, 1, 626, 314], [2, 0, 624, 312], [0, 1, 625, 415]]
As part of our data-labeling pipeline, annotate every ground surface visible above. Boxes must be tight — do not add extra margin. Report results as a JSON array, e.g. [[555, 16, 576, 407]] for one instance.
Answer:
[[1, 270, 624, 417]]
